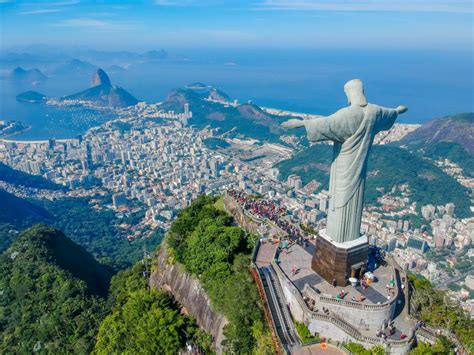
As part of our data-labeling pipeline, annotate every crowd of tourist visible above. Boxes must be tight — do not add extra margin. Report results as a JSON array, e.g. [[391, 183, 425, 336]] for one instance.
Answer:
[[227, 189, 303, 240]]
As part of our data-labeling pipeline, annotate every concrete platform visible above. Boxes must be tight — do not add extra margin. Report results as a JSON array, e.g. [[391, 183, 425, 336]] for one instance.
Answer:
[[255, 239, 278, 267], [293, 343, 345, 355], [278, 242, 395, 305]]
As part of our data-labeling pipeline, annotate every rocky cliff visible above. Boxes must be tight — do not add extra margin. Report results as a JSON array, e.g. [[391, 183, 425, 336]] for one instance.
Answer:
[[149, 244, 227, 352], [62, 68, 138, 108]]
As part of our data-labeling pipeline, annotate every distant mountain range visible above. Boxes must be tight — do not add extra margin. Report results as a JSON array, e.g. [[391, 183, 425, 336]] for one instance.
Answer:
[[62, 68, 138, 108], [8, 67, 46, 83], [51, 58, 97, 76], [0, 47, 171, 69]]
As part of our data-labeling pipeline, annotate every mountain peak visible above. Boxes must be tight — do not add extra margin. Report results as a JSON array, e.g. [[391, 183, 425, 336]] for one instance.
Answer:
[[91, 68, 111, 87], [9, 67, 46, 83]]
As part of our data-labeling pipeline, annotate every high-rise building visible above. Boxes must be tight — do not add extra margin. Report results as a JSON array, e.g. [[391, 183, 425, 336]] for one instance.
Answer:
[[421, 204, 436, 220], [112, 193, 128, 209]]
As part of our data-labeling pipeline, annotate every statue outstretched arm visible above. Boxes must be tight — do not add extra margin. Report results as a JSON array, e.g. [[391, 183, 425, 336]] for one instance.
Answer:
[[282, 107, 359, 143], [376, 105, 408, 132]]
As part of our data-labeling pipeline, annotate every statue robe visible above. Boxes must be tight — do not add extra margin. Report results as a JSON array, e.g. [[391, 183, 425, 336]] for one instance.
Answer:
[[304, 103, 399, 243]]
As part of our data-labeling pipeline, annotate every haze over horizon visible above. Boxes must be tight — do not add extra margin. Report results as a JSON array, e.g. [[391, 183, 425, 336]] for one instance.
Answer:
[[1, 0, 473, 50]]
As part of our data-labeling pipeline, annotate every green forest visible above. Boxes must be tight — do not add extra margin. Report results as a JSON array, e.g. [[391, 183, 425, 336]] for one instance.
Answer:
[[94, 261, 213, 354], [37, 197, 161, 270], [167, 195, 275, 353], [0, 225, 110, 353], [409, 274, 474, 352], [0, 224, 212, 354], [2, 197, 472, 354], [0, 194, 161, 270]]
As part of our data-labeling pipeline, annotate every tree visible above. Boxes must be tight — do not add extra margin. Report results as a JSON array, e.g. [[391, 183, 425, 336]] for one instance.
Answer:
[[95, 289, 187, 354]]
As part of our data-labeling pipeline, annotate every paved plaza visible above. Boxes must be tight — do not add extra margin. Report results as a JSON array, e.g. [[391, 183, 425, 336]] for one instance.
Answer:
[[278, 241, 396, 305], [293, 343, 345, 355], [255, 239, 278, 267]]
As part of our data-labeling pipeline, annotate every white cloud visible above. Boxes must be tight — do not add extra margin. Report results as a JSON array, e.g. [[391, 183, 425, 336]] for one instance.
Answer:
[[54, 18, 138, 31], [19, 8, 62, 15], [154, 0, 195, 6], [17, 1, 80, 15], [20, 1, 80, 6], [256, 0, 474, 14]]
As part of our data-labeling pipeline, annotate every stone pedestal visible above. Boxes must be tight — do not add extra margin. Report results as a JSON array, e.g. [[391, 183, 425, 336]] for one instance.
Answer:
[[311, 229, 368, 286]]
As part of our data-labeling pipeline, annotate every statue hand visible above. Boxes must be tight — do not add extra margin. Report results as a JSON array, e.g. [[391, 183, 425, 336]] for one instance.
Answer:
[[396, 105, 408, 114], [281, 119, 305, 128]]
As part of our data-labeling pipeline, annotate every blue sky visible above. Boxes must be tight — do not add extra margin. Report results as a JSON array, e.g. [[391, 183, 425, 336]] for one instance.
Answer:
[[0, 0, 472, 50]]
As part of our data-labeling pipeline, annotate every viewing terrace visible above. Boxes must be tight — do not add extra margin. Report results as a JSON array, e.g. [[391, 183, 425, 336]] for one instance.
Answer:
[[279, 240, 395, 305]]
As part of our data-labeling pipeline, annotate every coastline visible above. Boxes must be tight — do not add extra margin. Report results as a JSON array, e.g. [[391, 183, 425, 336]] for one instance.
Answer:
[[0, 101, 421, 144], [0, 124, 32, 140]]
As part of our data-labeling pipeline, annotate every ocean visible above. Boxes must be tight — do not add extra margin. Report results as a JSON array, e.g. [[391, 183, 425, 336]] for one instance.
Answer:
[[1, 48, 472, 140]]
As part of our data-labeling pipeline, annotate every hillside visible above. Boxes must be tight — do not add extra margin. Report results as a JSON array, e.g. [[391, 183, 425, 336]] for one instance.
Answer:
[[36, 197, 163, 270], [0, 162, 62, 190], [16, 90, 48, 103], [0, 189, 52, 226], [275, 144, 472, 218], [0, 225, 111, 353], [0, 163, 161, 268], [63, 68, 138, 108], [401, 113, 474, 154], [95, 260, 212, 354], [161, 86, 293, 142], [165, 196, 274, 353], [398, 140, 474, 178]]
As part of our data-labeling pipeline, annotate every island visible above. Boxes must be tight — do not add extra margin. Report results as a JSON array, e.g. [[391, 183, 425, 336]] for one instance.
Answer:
[[16, 90, 48, 103]]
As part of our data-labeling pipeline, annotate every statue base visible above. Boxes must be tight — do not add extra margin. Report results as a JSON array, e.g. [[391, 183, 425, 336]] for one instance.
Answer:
[[311, 230, 368, 286]]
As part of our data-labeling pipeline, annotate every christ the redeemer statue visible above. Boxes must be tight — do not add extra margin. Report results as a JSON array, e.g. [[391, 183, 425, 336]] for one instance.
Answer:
[[282, 79, 407, 244]]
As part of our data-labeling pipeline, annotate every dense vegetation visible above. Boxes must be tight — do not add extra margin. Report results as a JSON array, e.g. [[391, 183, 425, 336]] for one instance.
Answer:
[[294, 321, 320, 343], [0, 223, 18, 253], [275, 144, 472, 217], [0, 225, 110, 353], [1, 224, 213, 354], [36, 197, 161, 270], [95, 261, 212, 354], [167, 195, 275, 353], [410, 338, 454, 354], [0, 189, 52, 227], [344, 342, 384, 355], [162, 88, 294, 143], [409, 274, 473, 352], [203, 137, 230, 149], [0, 164, 161, 268], [401, 140, 474, 177]]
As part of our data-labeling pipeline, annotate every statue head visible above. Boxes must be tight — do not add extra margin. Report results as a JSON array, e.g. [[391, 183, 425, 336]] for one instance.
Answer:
[[344, 79, 367, 107]]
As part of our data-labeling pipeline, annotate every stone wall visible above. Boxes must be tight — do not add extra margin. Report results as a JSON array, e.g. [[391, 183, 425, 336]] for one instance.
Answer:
[[270, 261, 414, 354], [224, 193, 287, 238], [304, 285, 397, 330], [224, 193, 262, 235], [149, 245, 227, 353]]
